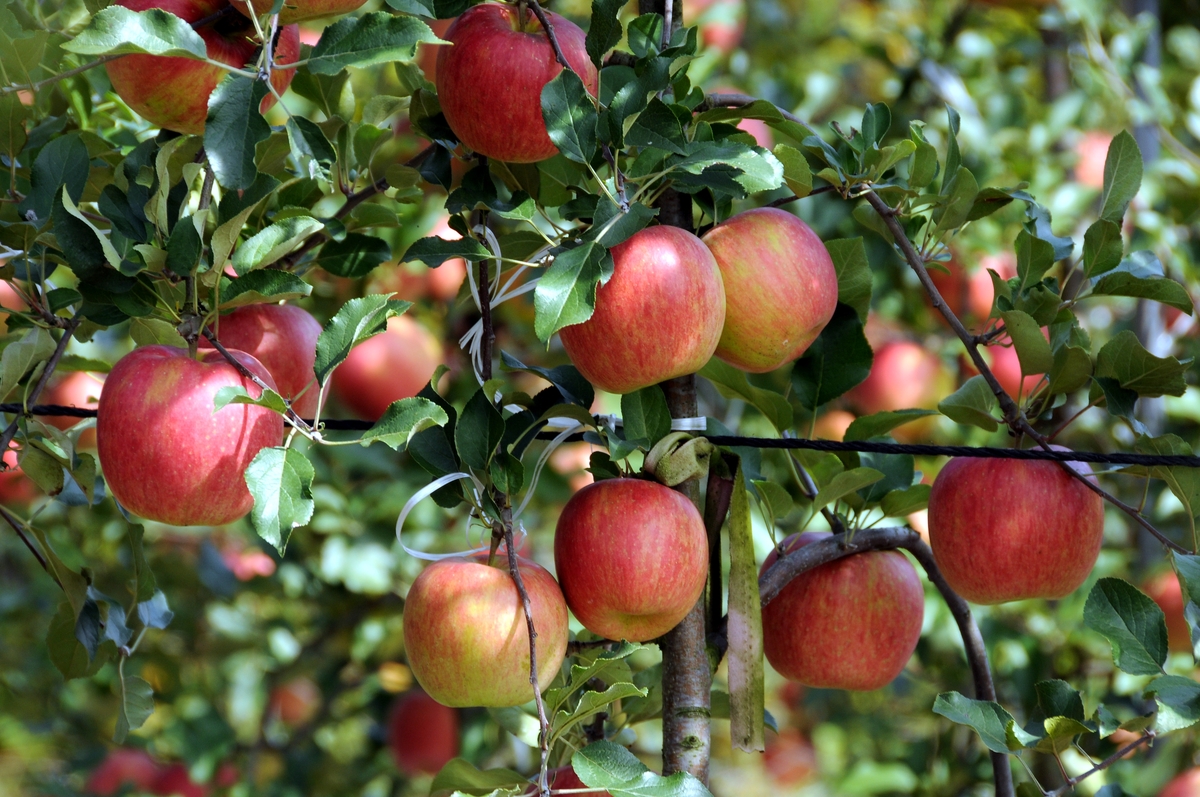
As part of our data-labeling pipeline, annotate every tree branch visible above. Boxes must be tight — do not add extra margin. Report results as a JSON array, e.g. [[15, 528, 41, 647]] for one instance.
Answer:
[[0, 505, 58, 588], [1046, 732, 1154, 796]]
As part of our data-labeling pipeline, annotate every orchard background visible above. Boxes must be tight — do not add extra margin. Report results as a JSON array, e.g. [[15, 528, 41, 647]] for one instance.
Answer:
[[2, 0, 1200, 795]]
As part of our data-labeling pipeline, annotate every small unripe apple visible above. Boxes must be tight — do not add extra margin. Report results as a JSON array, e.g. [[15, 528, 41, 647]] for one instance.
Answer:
[[702, 207, 837, 373], [97, 345, 284, 527], [330, 315, 443, 421], [760, 532, 924, 690], [231, 0, 367, 23], [554, 478, 709, 642], [927, 457, 1104, 604], [436, 3, 599, 163], [387, 690, 459, 776], [560, 226, 726, 394], [105, 0, 300, 135], [200, 304, 325, 417], [402, 552, 568, 707]]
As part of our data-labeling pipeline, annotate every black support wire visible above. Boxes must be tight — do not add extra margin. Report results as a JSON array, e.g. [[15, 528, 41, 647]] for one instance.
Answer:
[[4, 403, 1198, 468]]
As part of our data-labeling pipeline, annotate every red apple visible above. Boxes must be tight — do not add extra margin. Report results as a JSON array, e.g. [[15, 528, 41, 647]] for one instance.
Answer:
[[981, 343, 1044, 400], [42, 371, 104, 448], [812, 409, 855, 441], [1144, 570, 1191, 653], [1075, 132, 1113, 190], [268, 676, 320, 725], [86, 748, 162, 796], [927, 457, 1104, 604], [387, 690, 459, 776], [329, 315, 442, 421], [684, 0, 745, 54], [97, 345, 284, 527], [105, 0, 300, 135], [200, 304, 324, 417], [548, 441, 597, 493], [844, 339, 952, 442], [418, 18, 453, 84], [560, 226, 726, 394], [554, 478, 709, 641], [151, 763, 207, 797], [0, 279, 27, 335], [760, 532, 924, 690], [763, 729, 817, 786], [702, 207, 837, 372], [232, 0, 366, 23], [0, 448, 37, 506], [927, 252, 1016, 331], [402, 552, 568, 707], [436, 3, 599, 163], [1160, 768, 1200, 797]]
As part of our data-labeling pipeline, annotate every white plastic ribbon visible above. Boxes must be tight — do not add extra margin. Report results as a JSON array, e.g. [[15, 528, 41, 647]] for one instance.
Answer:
[[513, 422, 587, 521], [594, 414, 709, 432], [397, 471, 528, 562]]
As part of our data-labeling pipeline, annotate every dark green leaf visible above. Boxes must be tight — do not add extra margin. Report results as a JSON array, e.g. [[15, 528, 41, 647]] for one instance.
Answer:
[[933, 166, 978, 236], [843, 409, 938, 442], [932, 692, 1023, 754], [205, 75, 270, 191], [999, 310, 1052, 376], [127, 524, 156, 604], [314, 295, 411, 385], [533, 241, 612, 341], [113, 676, 154, 744], [1082, 219, 1123, 278], [1036, 680, 1085, 722], [541, 69, 599, 164], [220, 270, 312, 309], [792, 304, 873, 409], [428, 759, 527, 796], [1083, 577, 1168, 676], [621, 387, 671, 446], [401, 234, 490, 267], [1095, 330, 1190, 398], [587, 0, 625, 67], [455, 389, 505, 470], [1014, 229, 1055, 292], [587, 198, 657, 248], [500, 352, 594, 408], [359, 397, 448, 450], [63, 6, 207, 58], [315, 233, 390, 278], [308, 13, 439, 74], [1146, 674, 1200, 732], [19, 132, 89, 221], [938, 375, 1000, 432], [626, 98, 688, 155], [824, 238, 871, 320], [1099, 131, 1143, 223], [231, 217, 324, 275]]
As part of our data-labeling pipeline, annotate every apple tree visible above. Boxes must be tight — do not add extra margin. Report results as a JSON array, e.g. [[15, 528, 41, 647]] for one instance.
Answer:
[[1, 0, 1200, 795]]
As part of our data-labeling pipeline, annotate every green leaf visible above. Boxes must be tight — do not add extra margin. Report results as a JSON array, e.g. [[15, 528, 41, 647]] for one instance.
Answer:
[[489, 452, 524, 494], [1037, 716, 1090, 754], [553, 683, 646, 735], [285, 116, 335, 180], [220, 271, 312, 309], [314, 295, 411, 385], [1014, 228, 1056, 291], [486, 706, 541, 748], [136, 591, 173, 630], [20, 445, 63, 495], [231, 217, 324, 275], [1047, 345, 1092, 396], [63, 6, 207, 58], [932, 692, 1023, 754], [999, 310, 1052, 375], [47, 602, 103, 680], [1095, 329, 1190, 398], [670, 140, 783, 196], [541, 69, 599, 164], [289, 67, 353, 120], [1036, 680, 1085, 722], [880, 484, 931, 517], [20, 132, 89, 222], [843, 409, 938, 442], [533, 241, 613, 342], [59, 188, 122, 270], [812, 467, 884, 513], [359, 397, 448, 450], [244, 446, 315, 555], [587, 198, 657, 248], [824, 237, 871, 320], [586, 0, 624, 66], [625, 98, 688, 155], [1083, 577, 1168, 676], [401, 235, 491, 267], [728, 459, 764, 752], [499, 352, 594, 409], [616, 387, 667, 447], [129, 317, 187, 349], [1146, 674, 1200, 732], [0, 94, 28, 161], [127, 525, 156, 604], [1091, 252, 1194, 315], [1082, 219, 1123, 278], [1174, 551, 1200, 656], [938, 375, 999, 432], [307, 13, 439, 74], [429, 759, 528, 796], [933, 166, 979, 237], [774, 144, 812, 198], [1098, 131, 1143, 223], [205, 75, 270, 190], [0, 326, 53, 400], [113, 676, 154, 744], [573, 741, 713, 797], [455, 389, 505, 471], [213, 385, 290, 416], [314, 233, 390, 279], [791, 303, 873, 410], [698, 359, 793, 432]]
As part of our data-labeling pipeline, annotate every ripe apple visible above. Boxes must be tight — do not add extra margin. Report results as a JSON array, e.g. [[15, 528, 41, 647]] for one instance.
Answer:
[[105, 0, 300, 135], [560, 226, 725, 394], [760, 532, 924, 690], [927, 252, 1016, 331], [1159, 768, 1200, 797], [387, 690, 459, 776], [981, 342, 1044, 400], [763, 728, 817, 786], [548, 441, 597, 493], [268, 676, 320, 725], [86, 748, 162, 796], [418, 18, 453, 84], [329, 315, 442, 421], [844, 339, 952, 442], [42, 371, 104, 448], [0, 279, 26, 335], [554, 478, 709, 642], [402, 552, 568, 707], [200, 304, 324, 417], [232, 0, 366, 23], [97, 345, 284, 527], [1075, 132, 1113, 190], [436, 3, 599, 163], [1143, 570, 1191, 653], [370, 217, 466, 303], [812, 409, 855, 441], [927, 457, 1104, 604], [701, 207, 837, 372]]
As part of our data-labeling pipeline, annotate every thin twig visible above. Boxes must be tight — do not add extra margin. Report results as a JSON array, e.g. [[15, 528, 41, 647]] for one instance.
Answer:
[[201, 327, 312, 433], [526, 0, 571, 71], [0, 55, 120, 96], [0, 506, 57, 587], [1047, 732, 1154, 796]]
